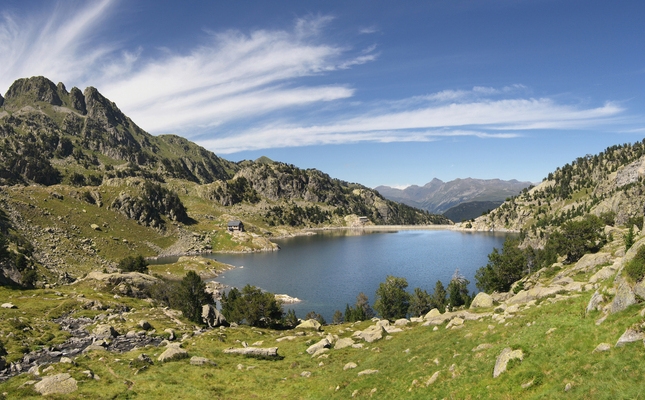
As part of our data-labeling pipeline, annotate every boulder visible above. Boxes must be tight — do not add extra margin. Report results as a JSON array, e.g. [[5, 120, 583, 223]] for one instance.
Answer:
[[446, 317, 464, 329], [493, 348, 524, 378], [356, 324, 387, 343], [394, 318, 410, 326], [572, 252, 612, 274], [593, 343, 611, 353], [164, 328, 176, 341], [157, 347, 189, 362], [470, 292, 494, 308], [589, 263, 619, 283], [357, 369, 379, 376], [506, 286, 562, 305], [190, 356, 216, 366], [201, 304, 227, 328], [138, 320, 152, 331], [1, 303, 17, 309], [610, 282, 636, 314], [343, 362, 357, 370], [34, 373, 78, 395], [92, 324, 119, 339], [296, 319, 322, 331], [306, 338, 331, 355], [223, 347, 279, 358], [472, 343, 493, 352], [586, 291, 605, 313], [615, 328, 645, 347], [425, 371, 441, 386], [424, 308, 441, 319], [334, 337, 355, 350]]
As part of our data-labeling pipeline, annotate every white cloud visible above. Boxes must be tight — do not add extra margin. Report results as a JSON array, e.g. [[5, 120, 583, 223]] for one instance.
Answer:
[[0, 0, 116, 91], [0, 3, 628, 157], [198, 99, 621, 154]]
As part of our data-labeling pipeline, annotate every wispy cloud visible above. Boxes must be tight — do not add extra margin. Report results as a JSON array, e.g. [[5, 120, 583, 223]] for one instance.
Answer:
[[198, 98, 622, 153], [0, 0, 116, 91], [0, 2, 627, 157]]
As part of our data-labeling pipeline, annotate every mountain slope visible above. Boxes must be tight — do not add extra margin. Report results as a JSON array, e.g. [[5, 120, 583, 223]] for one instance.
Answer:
[[375, 178, 532, 215], [0, 76, 450, 286]]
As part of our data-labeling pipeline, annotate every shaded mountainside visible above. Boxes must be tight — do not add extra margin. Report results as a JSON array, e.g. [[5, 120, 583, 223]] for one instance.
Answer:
[[0, 76, 449, 287], [470, 141, 645, 240], [442, 200, 503, 223], [376, 178, 532, 215]]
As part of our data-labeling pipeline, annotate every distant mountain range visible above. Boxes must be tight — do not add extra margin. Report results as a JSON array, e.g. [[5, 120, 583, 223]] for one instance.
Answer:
[[375, 178, 533, 221]]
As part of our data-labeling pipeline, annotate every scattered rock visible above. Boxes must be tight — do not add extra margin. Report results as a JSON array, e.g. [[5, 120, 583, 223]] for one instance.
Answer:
[[615, 328, 645, 347], [164, 328, 176, 341], [334, 337, 355, 349], [223, 347, 280, 358], [157, 347, 189, 362], [593, 343, 611, 353], [356, 324, 387, 343], [276, 336, 296, 343], [201, 304, 227, 328], [565, 382, 573, 392], [493, 348, 524, 378], [138, 320, 151, 331], [610, 282, 637, 314], [521, 379, 534, 389], [301, 371, 311, 378], [424, 309, 441, 319], [92, 324, 119, 339], [34, 373, 78, 395], [394, 318, 410, 326], [344, 362, 357, 370], [425, 371, 440, 386], [546, 328, 557, 335], [357, 369, 379, 376], [296, 319, 322, 331], [307, 338, 331, 355], [470, 292, 494, 308], [190, 356, 216, 366], [586, 291, 605, 313], [446, 317, 464, 329], [1, 303, 16, 309], [472, 343, 493, 352]]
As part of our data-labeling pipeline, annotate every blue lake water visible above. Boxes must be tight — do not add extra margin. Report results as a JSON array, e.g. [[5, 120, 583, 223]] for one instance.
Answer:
[[208, 229, 511, 321]]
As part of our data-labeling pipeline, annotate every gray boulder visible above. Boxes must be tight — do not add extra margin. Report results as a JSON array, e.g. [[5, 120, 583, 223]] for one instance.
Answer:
[[586, 291, 605, 313], [493, 348, 524, 378], [356, 324, 387, 343], [92, 324, 119, 339], [201, 304, 227, 328], [296, 319, 322, 331], [158, 347, 189, 362], [334, 337, 355, 350], [190, 356, 216, 366], [34, 373, 78, 395], [470, 292, 494, 308], [610, 282, 636, 314], [615, 328, 645, 347], [306, 338, 331, 355]]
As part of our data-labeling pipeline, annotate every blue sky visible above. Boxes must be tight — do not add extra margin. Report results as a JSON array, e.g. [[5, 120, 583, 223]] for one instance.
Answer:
[[1, 0, 644, 188]]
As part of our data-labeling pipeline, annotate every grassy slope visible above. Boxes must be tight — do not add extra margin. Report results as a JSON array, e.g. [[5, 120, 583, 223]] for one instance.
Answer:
[[1, 280, 644, 399]]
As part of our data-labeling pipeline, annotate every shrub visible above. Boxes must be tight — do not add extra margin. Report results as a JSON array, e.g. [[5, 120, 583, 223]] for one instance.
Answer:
[[344, 292, 375, 322], [374, 275, 410, 320], [408, 287, 432, 317], [624, 246, 645, 283], [220, 285, 283, 328], [475, 238, 527, 293], [118, 255, 149, 273]]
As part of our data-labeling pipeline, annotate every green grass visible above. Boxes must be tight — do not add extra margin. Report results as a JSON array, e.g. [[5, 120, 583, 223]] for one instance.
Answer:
[[2, 284, 645, 399]]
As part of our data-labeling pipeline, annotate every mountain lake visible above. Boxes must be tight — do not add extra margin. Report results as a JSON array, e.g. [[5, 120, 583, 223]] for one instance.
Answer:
[[200, 229, 512, 321]]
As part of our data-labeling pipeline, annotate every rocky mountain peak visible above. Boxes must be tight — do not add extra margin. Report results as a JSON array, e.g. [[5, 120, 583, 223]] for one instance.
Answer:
[[4, 76, 63, 106], [0, 92, 3, 107], [83, 86, 128, 127]]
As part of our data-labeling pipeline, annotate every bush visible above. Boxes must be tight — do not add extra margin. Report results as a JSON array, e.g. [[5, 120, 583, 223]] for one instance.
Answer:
[[221, 285, 283, 328], [624, 246, 645, 283], [374, 275, 410, 320], [118, 255, 149, 273], [344, 292, 375, 322], [547, 214, 606, 264], [475, 238, 527, 293], [408, 287, 432, 317]]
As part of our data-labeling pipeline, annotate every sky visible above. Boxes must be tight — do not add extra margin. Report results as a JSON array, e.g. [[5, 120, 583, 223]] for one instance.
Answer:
[[1, 0, 644, 189]]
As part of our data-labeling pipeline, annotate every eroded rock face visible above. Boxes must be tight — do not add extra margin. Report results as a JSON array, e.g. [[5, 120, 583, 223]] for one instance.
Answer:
[[610, 282, 637, 314], [5, 76, 63, 106]]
